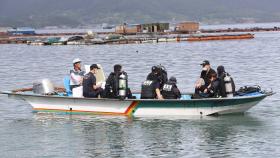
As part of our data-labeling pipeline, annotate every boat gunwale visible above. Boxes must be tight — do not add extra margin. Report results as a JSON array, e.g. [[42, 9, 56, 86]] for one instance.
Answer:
[[0, 90, 273, 102]]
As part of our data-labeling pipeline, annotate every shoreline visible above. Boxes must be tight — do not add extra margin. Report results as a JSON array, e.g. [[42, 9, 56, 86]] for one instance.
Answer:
[[0, 26, 279, 45]]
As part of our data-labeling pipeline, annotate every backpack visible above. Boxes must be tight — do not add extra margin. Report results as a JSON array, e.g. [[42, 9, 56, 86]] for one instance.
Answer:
[[236, 85, 261, 96]]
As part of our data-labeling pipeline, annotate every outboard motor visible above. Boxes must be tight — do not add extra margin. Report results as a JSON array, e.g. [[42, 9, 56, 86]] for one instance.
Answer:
[[33, 79, 55, 95], [118, 72, 127, 99], [224, 74, 233, 97]]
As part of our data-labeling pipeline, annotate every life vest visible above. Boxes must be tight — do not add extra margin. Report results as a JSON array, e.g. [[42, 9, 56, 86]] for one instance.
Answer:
[[141, 80, 156, 99], [161, 82, 177, 99], [70, 69, 85, 86]]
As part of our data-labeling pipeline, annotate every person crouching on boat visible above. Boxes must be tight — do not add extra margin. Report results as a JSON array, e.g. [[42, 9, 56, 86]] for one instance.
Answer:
[[82, 64, 104, 98], [70, 58, 85, 91], [156, 64, 168, 89], [141, 66, 163, 99], [162, 76, 181, 99], [104, 64, 133, 99], [194, 60, 216, 95], [217, 65, 236, 97], [201, 72, 221, 98]]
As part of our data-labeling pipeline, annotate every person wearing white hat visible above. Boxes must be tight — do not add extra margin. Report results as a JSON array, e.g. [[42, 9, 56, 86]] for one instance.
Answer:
[[70, 58, 85, 91]]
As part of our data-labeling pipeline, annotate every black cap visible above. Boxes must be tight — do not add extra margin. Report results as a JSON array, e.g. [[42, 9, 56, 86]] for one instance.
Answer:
[[90, 64, 100, 70], [200, 60, 210, 66], [169, 76, 177, 83]]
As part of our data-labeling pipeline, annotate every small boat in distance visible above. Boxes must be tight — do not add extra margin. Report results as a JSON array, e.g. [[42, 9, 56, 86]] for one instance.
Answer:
[[102, 23, 115, 29]]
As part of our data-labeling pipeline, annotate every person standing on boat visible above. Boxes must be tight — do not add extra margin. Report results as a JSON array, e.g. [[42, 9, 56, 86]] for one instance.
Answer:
[[141, 66, 163, 99], [217, 65, 236, 97], [83, 64, 104, 98], [162, 76, 181, 99], [70, 58, 85, 91], [104, 64, 133, 98], [195, 60, 216, 95]]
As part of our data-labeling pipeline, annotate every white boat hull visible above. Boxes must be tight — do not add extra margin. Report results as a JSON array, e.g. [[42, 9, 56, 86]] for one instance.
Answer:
[[3, 92, 268, 116]]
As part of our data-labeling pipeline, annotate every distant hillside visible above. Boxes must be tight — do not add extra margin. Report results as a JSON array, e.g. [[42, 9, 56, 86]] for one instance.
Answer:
[[1, 0, 280, 27]]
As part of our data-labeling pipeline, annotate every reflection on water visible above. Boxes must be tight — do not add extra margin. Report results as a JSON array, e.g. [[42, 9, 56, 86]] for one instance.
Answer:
[[1, 29, 280, 157], [26, 113, 264, 157]]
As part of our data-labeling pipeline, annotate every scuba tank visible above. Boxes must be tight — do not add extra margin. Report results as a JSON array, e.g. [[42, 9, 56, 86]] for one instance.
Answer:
[[224, 73, 233, 97], [118, 72, 127, 99]]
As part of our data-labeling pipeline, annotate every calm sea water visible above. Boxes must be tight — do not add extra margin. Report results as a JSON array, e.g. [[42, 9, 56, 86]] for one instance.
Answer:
[[0, 26, 280, 157]]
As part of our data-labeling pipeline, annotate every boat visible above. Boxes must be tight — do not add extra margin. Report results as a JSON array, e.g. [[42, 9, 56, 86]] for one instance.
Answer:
[[0, 87, 273, 117], [102, 23, 115, 29], [0, 65, 273, 117]]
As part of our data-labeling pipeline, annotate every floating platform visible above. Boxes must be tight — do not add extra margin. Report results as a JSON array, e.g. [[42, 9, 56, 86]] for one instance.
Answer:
[[186, 33, 254, 41], [0, 33, 255, 45]]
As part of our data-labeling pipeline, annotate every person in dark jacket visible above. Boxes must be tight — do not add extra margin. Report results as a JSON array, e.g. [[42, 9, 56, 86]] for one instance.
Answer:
[[83, 64, 104, 98], [162, 76, 181, 99], [195, 60, 216, 94], [217, 65, 236, 97]]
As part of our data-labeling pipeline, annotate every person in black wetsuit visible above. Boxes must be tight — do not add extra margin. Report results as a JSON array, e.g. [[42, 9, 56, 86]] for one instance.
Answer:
[[147, 65, 168, 90], [141, 66, 163, 99], [83, 64, 104, 98], [201, 72, 220, 98], [104, 64, 132, 98], [195, 60, 216, 95], [162, 76, 181, 99]]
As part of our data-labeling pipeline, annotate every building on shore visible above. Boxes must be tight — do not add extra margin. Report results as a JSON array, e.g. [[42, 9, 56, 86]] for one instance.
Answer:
[[0, 27, 10, 36], [115, 23, 169, 34], [115, 24, 141, 34], [175, 22, 199, 33], [141, 23, 169, 33]]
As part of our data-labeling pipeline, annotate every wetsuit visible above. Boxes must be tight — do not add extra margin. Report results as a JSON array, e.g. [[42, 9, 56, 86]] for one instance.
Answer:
[[105, 71, 132, 98]]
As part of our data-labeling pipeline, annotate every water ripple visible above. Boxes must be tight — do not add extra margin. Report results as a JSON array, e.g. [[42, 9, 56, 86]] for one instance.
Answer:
[[1, 31, 280, 157]]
